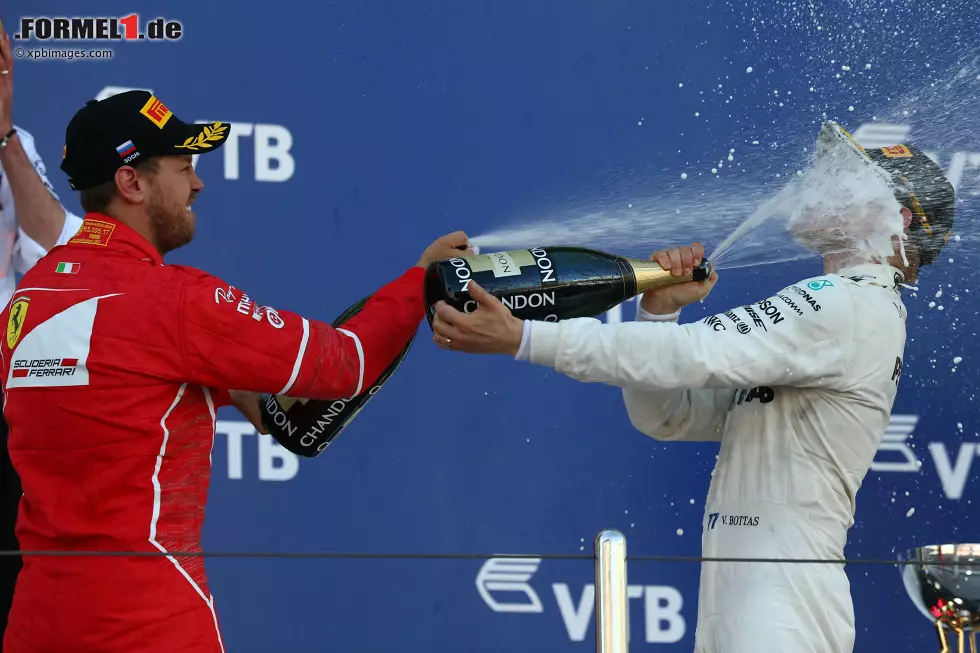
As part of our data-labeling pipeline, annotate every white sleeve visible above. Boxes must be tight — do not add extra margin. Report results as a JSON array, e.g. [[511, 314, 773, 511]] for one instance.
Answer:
[[10, 128, 85, 274], [526, 276, 858, 393], [12, 127, 60, 199], [13, 224, 49, 274], [621, 304, 731, 443], [13, 211, 84, 274]]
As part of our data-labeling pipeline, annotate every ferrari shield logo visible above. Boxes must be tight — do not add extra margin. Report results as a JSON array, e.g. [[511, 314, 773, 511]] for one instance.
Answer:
[[6, 297, 29, 349]]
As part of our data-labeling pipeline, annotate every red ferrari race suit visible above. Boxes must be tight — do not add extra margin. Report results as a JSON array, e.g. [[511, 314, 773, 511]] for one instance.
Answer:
[[0, 214, 426, 653]]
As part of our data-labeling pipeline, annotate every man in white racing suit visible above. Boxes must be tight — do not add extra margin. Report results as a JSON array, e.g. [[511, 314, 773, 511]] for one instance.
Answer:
[[617, 250, 907, 653], [428, 123, 955, 652]]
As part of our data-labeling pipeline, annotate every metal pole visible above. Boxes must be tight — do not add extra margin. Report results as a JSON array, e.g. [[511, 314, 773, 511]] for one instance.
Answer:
[[594, 529, 629, 653]]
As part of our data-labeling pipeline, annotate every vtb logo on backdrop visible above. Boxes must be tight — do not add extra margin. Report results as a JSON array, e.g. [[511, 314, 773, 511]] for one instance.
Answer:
[[872, 414, 978, 501], [475, 557, 686, 645], [94, 86, 295, 183], [215, 420, 299, 482]]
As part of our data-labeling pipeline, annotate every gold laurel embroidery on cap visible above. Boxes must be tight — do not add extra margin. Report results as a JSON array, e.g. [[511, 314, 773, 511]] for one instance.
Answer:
[[175, 122, 228, 151]]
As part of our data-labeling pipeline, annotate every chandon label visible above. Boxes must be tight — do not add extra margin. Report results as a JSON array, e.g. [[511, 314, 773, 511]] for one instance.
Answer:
[[490, 251, 522, 278], [529, 247, 559, 322], [300, 385, 382, 451], [529, 248, 557, 284], [502, 292, 556, 310], [450, 257, 472, 292], [264, 394, 297, 438], [463, 291, 556, 314]]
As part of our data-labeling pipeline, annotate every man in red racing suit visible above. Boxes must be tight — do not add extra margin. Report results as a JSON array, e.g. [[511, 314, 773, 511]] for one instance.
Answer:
[[0, 91, 468, 652]]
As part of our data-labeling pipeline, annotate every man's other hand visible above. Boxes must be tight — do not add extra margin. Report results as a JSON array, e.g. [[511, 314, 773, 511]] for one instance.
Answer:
[[229, 390, 269, 435], [431, 281, 524, 355], [640, 242, 719, 315], [417, 231, 474, 269]]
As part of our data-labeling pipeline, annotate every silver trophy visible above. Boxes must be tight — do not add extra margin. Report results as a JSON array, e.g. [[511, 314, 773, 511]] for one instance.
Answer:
[[902, 544, 980, 653]]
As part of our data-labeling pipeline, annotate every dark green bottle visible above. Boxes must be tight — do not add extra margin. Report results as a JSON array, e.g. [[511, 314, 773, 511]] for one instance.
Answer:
[[424, 246, 711, 327]]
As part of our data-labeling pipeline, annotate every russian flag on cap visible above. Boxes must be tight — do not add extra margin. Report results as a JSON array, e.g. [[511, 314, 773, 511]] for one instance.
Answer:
[[116, 140, 137, 158]]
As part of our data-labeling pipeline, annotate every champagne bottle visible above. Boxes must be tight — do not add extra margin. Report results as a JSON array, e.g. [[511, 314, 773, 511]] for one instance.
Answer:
[[259, 294, 416, 458], [423, 246, 711, 325]]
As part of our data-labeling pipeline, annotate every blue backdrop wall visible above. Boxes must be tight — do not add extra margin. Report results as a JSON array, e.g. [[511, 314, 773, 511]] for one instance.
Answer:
[[6, 0, 979, 651]]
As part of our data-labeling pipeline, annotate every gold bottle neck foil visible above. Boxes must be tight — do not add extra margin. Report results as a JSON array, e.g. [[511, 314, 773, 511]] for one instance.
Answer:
[[623, 258, 712, 294]]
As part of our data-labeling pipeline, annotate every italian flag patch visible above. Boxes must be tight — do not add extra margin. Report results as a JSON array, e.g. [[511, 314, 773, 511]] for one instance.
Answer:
[[55, 262, 80, 274]]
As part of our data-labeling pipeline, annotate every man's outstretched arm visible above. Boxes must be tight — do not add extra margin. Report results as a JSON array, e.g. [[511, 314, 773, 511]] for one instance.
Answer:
[[522, 279, 857, 392], [176, 231, 471, 403], [429, 258, 859, 395]]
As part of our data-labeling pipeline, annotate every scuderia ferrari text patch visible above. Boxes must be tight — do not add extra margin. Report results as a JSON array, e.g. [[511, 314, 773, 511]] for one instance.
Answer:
[[11, 358, 79, 379]]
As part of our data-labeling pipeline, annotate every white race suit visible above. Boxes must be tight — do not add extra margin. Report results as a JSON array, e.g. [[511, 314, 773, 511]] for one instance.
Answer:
[[519, 263, 908, 653]]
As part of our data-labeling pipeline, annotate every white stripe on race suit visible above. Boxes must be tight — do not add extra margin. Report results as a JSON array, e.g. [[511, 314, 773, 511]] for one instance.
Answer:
[[279, 317, 309, 395], [336, 328, 365, 397], [150, 383, 225, 653]]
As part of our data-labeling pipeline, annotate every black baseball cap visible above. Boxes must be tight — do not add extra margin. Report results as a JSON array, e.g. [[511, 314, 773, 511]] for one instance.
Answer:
[[60, 90, 229, 191], [817, 121, 955, 267]]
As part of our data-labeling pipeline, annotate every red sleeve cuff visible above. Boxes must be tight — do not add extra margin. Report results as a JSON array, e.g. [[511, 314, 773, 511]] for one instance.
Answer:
[[400, 265, 427, 319]]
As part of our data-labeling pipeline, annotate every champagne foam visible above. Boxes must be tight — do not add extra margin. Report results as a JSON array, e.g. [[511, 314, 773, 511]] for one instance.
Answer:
[[709, 137, 905, 270]]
